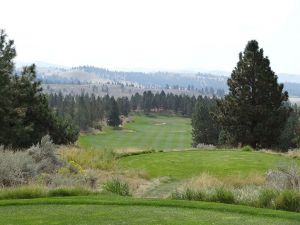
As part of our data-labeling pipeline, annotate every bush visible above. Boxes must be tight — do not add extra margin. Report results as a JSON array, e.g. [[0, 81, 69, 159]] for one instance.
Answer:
[[49, 116, 79, 145], [104, 178, 130, 196], [0, 148, 36, 187], [83, 170, 98, 189], [28, 135, 61, 173], [210, 187, 235, 204], [173, 188, 205, 201], [275, 190, 300, 212], [241, 145, 254, 152], [257, 189, 277, 208], [266, 162, 300, 190]]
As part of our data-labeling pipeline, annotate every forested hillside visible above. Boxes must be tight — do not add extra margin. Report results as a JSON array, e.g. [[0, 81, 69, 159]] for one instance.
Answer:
[[29, 65, 300, 97]]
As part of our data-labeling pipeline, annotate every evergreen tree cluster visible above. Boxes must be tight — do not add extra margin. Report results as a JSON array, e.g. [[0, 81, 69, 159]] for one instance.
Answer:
[[0, 30, 78, 148], [131, 91, 197, 116], [192, 40, 299, 150], [48, 90, 199, 130], [48, 93, 129, 130], [192, 97, 219, 147]]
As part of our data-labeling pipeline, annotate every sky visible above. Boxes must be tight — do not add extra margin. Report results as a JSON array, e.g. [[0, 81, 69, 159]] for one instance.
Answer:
[[0, 0, 299, 74]]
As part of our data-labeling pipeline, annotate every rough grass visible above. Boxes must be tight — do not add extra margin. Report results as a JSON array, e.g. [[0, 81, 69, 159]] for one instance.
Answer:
[[57, 146, 117, 170], [0, 186, 95, 200], [288, 149, 300, 158], [119, 150, 300, 179], [104, 178, 131, 196], [78, 114, 192, 151], [0, 196, 299, 225]]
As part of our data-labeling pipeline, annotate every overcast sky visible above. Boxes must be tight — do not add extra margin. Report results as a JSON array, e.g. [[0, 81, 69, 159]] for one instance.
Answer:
[[0, 0, 299, 74]]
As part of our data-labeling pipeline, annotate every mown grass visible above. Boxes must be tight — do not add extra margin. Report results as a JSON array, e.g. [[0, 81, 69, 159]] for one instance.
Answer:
[[78, 114, 192, 151], [119, 150, 300, 179], [0, 195, 299, 225]]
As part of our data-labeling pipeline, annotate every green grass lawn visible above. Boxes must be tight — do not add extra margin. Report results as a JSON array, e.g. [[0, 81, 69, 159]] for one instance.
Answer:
[[119, 150, 300, 179], [0, 196, 299, 225], [79, 114, 192, 151]]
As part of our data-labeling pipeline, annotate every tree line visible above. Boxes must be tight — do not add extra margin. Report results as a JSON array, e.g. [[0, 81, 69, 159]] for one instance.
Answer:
[[48, 90, 198, 130]]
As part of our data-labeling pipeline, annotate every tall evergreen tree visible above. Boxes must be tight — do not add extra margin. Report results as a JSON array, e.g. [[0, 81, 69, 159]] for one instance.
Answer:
[[0, 30, 16, 145], [192, 97, 219, 146], [0, 30, 78, 148], [216, 40, 290, 148], [107, 97, 121, 127], [142, 91, 153, 113], [279, 104, 300, 150]]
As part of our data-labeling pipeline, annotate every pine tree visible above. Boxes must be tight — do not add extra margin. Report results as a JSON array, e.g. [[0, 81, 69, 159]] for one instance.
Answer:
[[142, 91, 153, 113], [279, 104, 300, 150], [107, 97, 121, 127], [0, 30, 78, 148], [216, 40, 290, 148], [192, 97, 219, 146], [0, 30, 16, 145]]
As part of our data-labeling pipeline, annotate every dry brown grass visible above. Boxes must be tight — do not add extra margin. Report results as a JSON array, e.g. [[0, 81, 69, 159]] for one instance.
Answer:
[[87, 169, 151, 195], [261, 149, 300, 159], [57, 146, 153, 196], [57, 146, 117, 170], [181, 172, 266, 191], [183, 173, 222, 190], [113, 147, 144, 154], [287, 149, 300, 158], [221, 173, 266, 187]]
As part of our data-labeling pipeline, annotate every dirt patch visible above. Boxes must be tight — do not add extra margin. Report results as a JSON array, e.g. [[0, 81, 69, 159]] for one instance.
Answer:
[[114, 148, 144, 154], [121, 129, 136, 133], [154, 122, 166, 126]]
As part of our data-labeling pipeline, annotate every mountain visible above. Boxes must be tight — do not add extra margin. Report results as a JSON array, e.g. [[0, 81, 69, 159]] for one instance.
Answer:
[[15, 63, 300, 97], [70, 66, 228, 90]]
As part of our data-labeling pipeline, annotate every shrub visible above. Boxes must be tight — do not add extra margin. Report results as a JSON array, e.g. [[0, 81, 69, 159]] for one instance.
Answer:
[[241, 145, 254, 152], [0, 148, 36, 187], [104, 178, 130, 196], [275, 190, 300, 212], [182, 188, 205, 201], [257, 189, 278, 208], [28, 135, 61, 173], [37, 169, 98, 189], [210, 187, 235, 204], [266, 162, 300, 190], [83, 170, 98, 189]]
